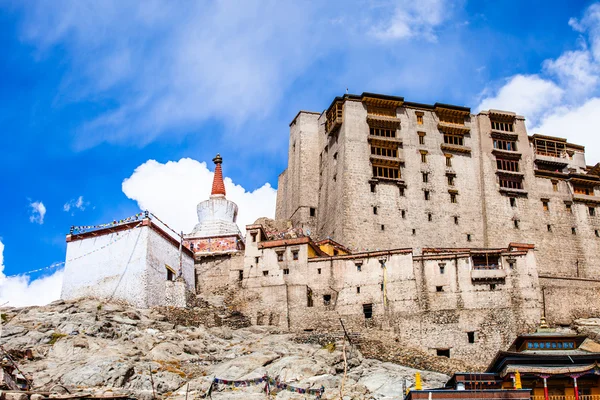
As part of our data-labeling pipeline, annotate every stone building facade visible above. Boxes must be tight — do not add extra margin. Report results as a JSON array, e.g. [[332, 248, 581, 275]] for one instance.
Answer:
[[275, 92, 600, 326], [197, 223, 541, 364], [61, 216, 195, 308]]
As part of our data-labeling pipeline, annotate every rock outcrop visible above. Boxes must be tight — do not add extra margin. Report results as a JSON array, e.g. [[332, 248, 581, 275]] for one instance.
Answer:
[[0, 299, 450, 399]]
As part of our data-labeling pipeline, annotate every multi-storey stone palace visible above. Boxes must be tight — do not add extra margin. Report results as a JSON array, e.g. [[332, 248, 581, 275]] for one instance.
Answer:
[[62, 92, 600, 364]]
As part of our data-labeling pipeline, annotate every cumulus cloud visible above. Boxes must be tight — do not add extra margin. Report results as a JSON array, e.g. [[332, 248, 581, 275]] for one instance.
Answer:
[[28, 200, 46, 224], [0, 239, 64, 307], [477, 75, 564, 123], [476, 2, 600, 164], [370, 0, 449, 42], [64, 196, 89, 214], [122, 158, 276, 234]]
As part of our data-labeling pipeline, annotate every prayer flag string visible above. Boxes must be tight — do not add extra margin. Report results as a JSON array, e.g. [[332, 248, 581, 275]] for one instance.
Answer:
[[209, 375, 325, 399]]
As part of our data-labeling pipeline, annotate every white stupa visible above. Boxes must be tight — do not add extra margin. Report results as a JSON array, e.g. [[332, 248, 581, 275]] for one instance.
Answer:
[[188, 154, 242, 246]]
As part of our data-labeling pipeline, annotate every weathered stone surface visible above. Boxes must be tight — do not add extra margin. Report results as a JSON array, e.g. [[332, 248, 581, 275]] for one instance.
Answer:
[[0, 299, 467, 399]]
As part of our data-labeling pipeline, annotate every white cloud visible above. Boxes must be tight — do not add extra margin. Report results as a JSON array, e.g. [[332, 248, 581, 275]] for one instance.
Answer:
[[0, 239, 64, 307], [370, 0, 448, 42], [28, 201, 46, 224], [13, 1, 468, 150], [532, 98, 600, 163], [122, 158, 277, 234], [477, 75, 564, 123], [476, 2, 600, 164], [64, 196, 89, 214], [15, 1, 325, 149]]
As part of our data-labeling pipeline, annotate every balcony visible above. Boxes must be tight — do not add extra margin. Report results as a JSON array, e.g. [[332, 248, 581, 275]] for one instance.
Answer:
[[573, 193, 600, 205], [368, 135, 402, 146], [326, 101, 343, 134], [471, 268, 506, 281], [367, 114, 401, 130], [370, 154, 403, 167], [441, 143, 471, 154], [438, 121, 470, 135]]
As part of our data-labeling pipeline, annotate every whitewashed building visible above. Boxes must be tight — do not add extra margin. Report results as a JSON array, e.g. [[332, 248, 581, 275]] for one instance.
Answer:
[[61, 214, 194, 308]]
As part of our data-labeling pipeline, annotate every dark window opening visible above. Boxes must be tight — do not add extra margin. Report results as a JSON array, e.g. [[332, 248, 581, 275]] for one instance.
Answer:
[[401, 210, 406, 219], [166, 268, 175, 282], [514, 219, 520, 229], [472, 254, 500, 269], [590, 207, 596, 216], [307, 288, 313, 307], [422, 172, 429, 183], [277, 252, 284, 262], [292, 251, 299, 260], [510, 197, 516, 207], [363, 303, 373, 319], [437, 349, 450, 358], [467, 332, 476, 343], [317, 268, 322, 274], [547, 224, 552, 232], [356, 287, 361, 294], [283, 268, 290, 275], [310, 207, 316, 217], [467, 234, 472, 242], [572, 227, 577, 235], [323, 294, 332, 306], [424, 190, 430, 201], [454, 216, 459, 225], [439, 263, 445, 274], [251, 232, 257, 242], [381, 224, 385, 231], [428, 213, 433, 222], [381, 283, 384, 291], [542, 201, 549, 211], [412, 229, 416, 236], [490, 283, 496, 290], [436, 286, 443, 292], [263, 271, 269, 276], [373, 206, 378, 215], [356, 263, 362, 272], [371, 183, 376, 193], [238, 270, 243, 281], [399, 187, 405, 196], [255, 256, 259, 264], [596, 230, 600, 238]]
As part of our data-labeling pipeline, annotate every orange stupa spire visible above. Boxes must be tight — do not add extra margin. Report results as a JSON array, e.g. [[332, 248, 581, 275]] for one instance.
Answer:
[[211, 154, 226, 196]]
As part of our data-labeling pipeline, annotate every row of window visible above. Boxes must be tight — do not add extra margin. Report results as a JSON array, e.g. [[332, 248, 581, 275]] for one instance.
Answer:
[[499, 177, 523, 189], [372, 165, 400, 179], [497, 158, 520, 172], [512, 220, 600, 236], [371, 146, 398, 157], [443, 133, 464, 146], [511, 197, 598, 216], [493, 139, 517, 151], [491, 121, 514, 132], [275, 250, 299, 262], [370, 127, 396, 138]]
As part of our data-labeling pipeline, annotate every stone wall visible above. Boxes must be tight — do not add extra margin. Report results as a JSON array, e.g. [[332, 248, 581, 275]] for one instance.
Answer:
[[145, 226, 195, 307], [61, 225, 149, 307], [210, 232, 542, 364], [276, 94, 600, 275], [62, 222, 195, 308]]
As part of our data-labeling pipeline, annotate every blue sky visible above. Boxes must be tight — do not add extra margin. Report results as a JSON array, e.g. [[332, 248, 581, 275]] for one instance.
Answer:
[[1, 0, 600, 305]]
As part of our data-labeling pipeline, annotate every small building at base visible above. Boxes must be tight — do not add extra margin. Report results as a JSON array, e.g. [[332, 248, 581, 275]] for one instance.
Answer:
[[61, 214, 195, 308]]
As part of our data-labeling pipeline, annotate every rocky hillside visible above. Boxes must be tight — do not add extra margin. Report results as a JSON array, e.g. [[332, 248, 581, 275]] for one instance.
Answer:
[[0, 299, 461, 400]]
